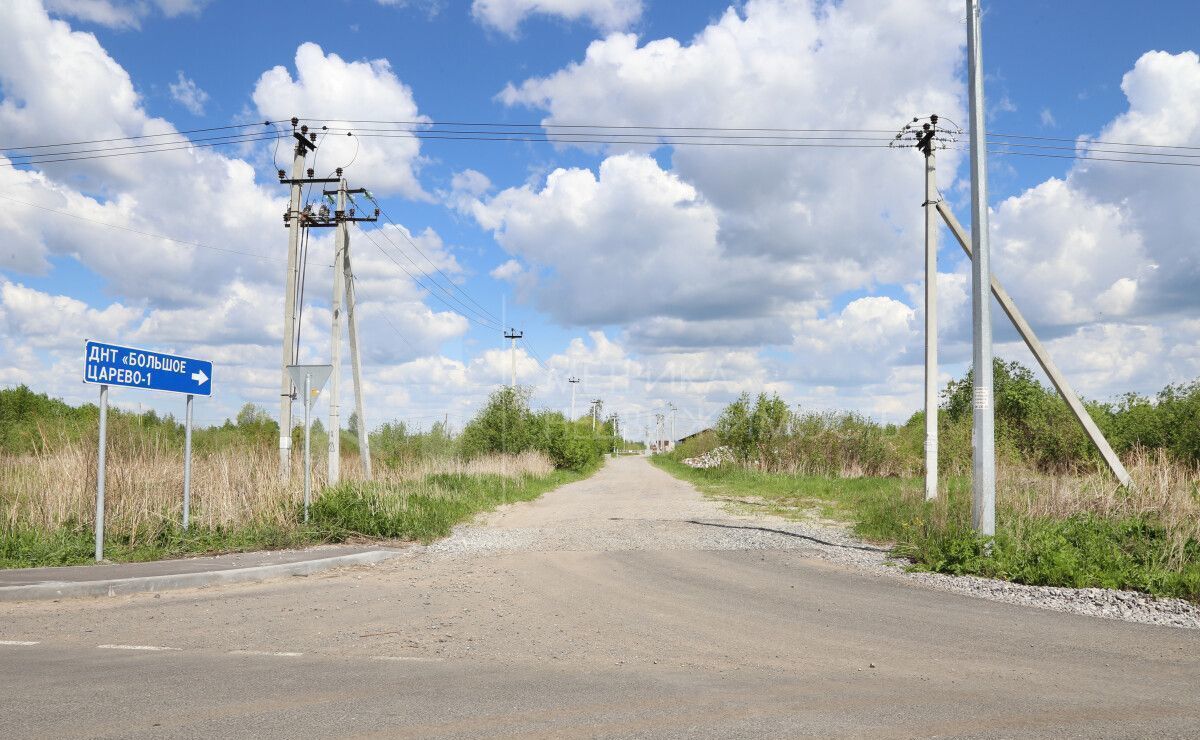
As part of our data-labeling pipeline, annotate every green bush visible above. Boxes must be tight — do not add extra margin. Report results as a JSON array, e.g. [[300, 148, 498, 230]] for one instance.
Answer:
[[458, 386, 615, 471]]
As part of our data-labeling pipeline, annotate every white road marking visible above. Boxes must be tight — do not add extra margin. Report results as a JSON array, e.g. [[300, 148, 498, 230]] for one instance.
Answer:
[[97, 644, 182, 651], [0, 640, 40, 646], [229, 650, 303, 657]]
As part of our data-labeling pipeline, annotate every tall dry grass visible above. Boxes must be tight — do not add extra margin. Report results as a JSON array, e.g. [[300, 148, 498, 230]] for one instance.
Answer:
[[997, 447, 1200, 564], [0, 439, 554, 541]]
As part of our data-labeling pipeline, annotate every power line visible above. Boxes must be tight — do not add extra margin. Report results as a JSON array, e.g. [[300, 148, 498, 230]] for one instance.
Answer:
[[0, 132, 285, 168], [349, 275, 421, 355], [330, 126, 895, 142], [986, 130, 1200, 152], [310, 117, 899, 134], [3, 129, 286, 162], [7, 121, 1200, 168], [0, 121, 273, 152], [362, 194, 503, 325], [355, 221, 503, 331], [351, 222, 503, 332], [945, 145, 1200, 168], [520, 337, 553, 374], [351, 131, 897, 149]]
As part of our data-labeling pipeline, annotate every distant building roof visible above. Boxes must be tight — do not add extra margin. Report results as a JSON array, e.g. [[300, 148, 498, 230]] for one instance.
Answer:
[[675, 427, 714, 444]]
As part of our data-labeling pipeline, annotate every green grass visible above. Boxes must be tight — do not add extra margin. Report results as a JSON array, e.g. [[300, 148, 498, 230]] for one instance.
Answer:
[[653, 456, 1200, 603], [1, 466, 591, 569], [309, 468, 589, 543]]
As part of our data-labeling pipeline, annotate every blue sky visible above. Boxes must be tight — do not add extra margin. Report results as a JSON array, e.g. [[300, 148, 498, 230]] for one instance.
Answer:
[[3, 0, 1200, 438]]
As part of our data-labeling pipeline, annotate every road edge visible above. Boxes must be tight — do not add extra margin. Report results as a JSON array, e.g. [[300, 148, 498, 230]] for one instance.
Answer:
[[0, 549, 405, 602]]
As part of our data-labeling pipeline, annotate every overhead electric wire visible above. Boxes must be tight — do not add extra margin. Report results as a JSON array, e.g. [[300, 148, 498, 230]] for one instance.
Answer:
[[329, 126, 893, 142], [311, 117, 899, 134], [6, 116, 1200, 168], [984, 130, 1200, 152], [947, 145, 1200, 168], [364, 194, 503, 326], [519, 337, 553, 374], [357, 221, 503, 331], [0, 131, 285, 168], [352, 222, 503, 332], [0, 121, 273, 153], [348, 274, 421, 355], [3, 129, 287, 162], [351, 131, 896, 149], [347, 192, 502, 330]]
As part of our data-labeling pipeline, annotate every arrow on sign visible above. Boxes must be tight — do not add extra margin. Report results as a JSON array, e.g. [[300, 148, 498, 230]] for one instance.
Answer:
[[192, 369, 209, 386]]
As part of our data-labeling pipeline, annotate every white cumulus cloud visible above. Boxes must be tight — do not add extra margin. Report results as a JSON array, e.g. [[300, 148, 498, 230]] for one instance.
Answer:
[[472, 0, 641, 36]]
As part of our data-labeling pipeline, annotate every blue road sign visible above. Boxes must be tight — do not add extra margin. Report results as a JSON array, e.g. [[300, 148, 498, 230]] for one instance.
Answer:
[[84, 340, 213, 397]]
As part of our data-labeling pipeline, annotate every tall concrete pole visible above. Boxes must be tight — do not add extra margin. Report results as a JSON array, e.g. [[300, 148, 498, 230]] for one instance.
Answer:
[[922, 130, 939, 501], [504, 329, 522, 387], [278, 137, 307, 480], [967, 0, 996, 536], [568, 376, 579, 420], [669, 402, 677, 448], [328, 178, 347, 485], [345, 255, 372, 480]]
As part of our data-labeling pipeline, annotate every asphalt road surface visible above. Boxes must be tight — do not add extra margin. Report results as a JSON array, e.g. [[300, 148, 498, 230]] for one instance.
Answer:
[[2, 456, 1197, 738]]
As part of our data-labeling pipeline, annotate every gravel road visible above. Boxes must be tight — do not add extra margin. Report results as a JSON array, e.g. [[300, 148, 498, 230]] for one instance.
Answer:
[[1, 455, 1197, 738], [435, 454, 1200, 629]]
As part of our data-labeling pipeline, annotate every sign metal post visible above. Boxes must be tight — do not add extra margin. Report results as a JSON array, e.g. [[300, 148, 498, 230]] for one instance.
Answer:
[[304, 372, 312, 522], [286, 364, 333, 525], [95, 384, 109, 562], [183, 394, 194, 529]]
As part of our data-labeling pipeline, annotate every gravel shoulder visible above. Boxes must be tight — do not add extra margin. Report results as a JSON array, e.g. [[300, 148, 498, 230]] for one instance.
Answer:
[[667, 458, 1200, 628]]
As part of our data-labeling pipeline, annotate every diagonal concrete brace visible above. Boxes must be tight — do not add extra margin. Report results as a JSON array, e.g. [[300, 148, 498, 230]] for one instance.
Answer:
[[936, 201, 1133, 488]]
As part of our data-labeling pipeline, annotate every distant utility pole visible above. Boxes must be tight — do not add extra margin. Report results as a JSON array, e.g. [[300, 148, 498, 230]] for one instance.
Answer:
[[668, 402, 677, 449], [277, 119, 331, 481], [644, 425, 650, 456], [504, 328, 523, 388], [568, 376, 580, 420], [967, 0, 996, 536], [590, 399, 602, 432], [654, 413, 665, 451]]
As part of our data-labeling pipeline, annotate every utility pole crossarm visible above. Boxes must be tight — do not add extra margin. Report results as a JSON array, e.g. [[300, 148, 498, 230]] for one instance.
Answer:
[[935, 202, 1133, 488], [504, 328, 523, 388]]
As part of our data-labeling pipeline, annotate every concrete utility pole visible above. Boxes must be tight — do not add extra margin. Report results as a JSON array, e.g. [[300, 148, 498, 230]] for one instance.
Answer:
[[920, 119, 940, 501], [345, 263, 372, 479], [896, 112, 1133, 492], [321, 171, 379, 485], [967, 0, 996, 536], [568, 376, 580, 420], [668, 402, 677, 450], [504, 328, 523, 388], [277, 119, 314, 480], [591, 399, 602, 432], [328, 176, 347, 485]]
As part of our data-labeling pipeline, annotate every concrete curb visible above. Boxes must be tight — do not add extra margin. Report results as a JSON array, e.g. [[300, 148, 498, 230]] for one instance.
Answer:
[[0, 550, 405, 602]]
